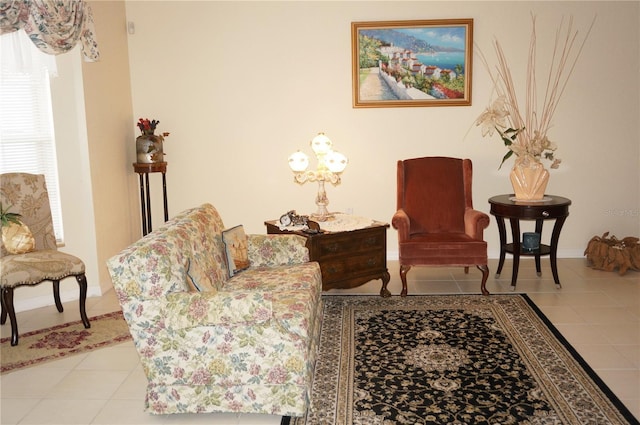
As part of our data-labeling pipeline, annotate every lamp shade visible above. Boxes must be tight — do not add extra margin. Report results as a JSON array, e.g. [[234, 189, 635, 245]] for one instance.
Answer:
[[310, 133, 332, 155], [288, 151, 309, 172], [325, 150, 348, 173]]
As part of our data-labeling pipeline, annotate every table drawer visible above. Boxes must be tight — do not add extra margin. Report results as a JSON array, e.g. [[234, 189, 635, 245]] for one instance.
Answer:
[[314, 229, 385, 259], [320, 251, 386, 281], [489, 199, 570, 220], [511, 206, 568, 220]]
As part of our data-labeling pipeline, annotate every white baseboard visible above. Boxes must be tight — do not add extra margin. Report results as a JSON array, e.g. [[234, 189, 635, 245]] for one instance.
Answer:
[[386, 249, 585, 261], [12, 250, 585, 313], [12, 286, 103, 314]]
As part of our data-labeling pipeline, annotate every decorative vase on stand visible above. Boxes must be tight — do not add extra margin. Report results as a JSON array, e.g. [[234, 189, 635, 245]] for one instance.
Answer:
[[136, 131, 165, 164], [509, 156, 549, 201]]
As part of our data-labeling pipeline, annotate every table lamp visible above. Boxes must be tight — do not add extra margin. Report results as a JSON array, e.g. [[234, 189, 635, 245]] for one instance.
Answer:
[[288, 133, 348, 221]]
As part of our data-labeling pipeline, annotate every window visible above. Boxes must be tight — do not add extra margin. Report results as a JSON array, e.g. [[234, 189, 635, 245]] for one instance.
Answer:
[[0, 31, 65, 242]]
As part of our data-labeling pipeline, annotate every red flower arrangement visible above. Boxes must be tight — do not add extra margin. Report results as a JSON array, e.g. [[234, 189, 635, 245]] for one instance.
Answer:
[[137, 118, 159, 134]]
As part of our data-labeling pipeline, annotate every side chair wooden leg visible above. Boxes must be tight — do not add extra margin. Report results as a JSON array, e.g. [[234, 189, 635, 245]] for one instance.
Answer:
[[53, 280, 64, 312], [76, 274, 91, 329], [0, 287, 7, 325], [477, 264, 490, 296], [400, 265, 411, 297], [2, 287, 19, 346]]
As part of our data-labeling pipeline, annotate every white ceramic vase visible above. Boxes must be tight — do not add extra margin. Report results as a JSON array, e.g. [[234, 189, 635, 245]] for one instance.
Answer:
[[509, 156, 549, 201]]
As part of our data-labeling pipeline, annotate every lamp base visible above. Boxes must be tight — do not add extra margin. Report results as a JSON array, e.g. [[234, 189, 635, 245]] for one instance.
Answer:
[[311, 212, 333, 222], [311, 203, 332, 222], [313, 180, 333, 221]]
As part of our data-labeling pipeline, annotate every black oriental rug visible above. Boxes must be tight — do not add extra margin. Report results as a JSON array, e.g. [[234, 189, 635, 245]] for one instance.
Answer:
[[283, 294, 638, 425]]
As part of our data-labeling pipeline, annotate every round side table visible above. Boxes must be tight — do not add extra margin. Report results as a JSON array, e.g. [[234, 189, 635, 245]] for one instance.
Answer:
[[488, 194, 571, 290]]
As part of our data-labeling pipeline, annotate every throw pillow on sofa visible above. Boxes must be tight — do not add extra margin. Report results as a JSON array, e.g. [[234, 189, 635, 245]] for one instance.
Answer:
[[222, 225, 250, 277]]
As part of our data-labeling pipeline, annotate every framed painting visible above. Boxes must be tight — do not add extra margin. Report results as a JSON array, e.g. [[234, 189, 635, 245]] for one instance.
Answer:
[[352, 19, 473, 108]]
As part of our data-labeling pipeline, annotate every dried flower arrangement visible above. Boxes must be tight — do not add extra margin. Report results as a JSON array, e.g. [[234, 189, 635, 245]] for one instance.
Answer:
[[475, 15, 595, 169], [137, 118, 160, 135]]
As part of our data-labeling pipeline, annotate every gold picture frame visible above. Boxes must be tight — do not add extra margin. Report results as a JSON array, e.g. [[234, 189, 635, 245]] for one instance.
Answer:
[[352, 19, 473, 108]]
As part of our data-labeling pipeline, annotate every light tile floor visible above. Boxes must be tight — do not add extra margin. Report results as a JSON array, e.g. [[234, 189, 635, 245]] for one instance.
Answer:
[[1, 259, 638, 424]]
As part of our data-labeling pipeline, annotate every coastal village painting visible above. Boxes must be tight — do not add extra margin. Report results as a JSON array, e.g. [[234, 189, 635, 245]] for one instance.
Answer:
[[352, 19, 473, 107]]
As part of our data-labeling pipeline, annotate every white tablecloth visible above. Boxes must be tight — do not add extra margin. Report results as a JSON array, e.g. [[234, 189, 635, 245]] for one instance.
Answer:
[[317, 213, 373, 232], [275, 213, 374, 233]]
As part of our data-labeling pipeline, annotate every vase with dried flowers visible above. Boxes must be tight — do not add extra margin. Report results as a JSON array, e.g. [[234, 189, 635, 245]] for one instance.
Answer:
[[135, 118, 169, 164], [475, 15, 594, 200]]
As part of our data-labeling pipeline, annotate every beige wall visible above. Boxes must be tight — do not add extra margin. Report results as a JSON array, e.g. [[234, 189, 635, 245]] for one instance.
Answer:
[[11, 1, 640, 312], [81, 0, 139, 292], [124, 1, 640, 257]]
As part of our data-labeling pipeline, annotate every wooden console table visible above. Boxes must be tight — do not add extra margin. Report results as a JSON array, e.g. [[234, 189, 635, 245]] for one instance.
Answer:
[[133, 162, 168, 236], [489, 194, 571, 290], [265, 219, 391, 297]]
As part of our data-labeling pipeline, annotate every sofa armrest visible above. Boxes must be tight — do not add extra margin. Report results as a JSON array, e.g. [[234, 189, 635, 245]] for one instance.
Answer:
[[392, 209, 411, 241], [464, 207, 490, 240], [163, 291, 273, 330], [247, 234, 309, 267]]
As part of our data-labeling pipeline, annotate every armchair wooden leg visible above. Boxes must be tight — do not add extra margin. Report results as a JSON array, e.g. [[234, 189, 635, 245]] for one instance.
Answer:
[[2, 287, 19, 346], [53, 280, 64, 312], [400, 265, 411, 297], [76, 274, 91, 329], [477, 264, 490, 296]]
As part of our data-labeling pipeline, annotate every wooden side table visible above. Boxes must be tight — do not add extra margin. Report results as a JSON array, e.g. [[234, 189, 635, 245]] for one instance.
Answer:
[[265, 220, 391, 297], [133, 162, 168, 236], [488, 194, 571, 290]]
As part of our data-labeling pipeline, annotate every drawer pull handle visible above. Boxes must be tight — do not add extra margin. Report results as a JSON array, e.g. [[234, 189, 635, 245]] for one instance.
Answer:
[[542, 211, 550, 218], [325, 244, 339, 252], [364, 237, 376, 245], [367, 258, 376, 266]]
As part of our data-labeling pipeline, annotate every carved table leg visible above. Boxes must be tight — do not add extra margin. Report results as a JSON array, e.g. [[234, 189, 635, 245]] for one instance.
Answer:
[[550, 216, 567, 289], [379, 270, 391, 297], [534, 219, 544, 276], [495, 217, 507, 278], [509, 218, 521, 290]]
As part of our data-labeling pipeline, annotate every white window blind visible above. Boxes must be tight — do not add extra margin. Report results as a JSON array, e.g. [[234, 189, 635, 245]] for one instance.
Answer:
[[0, 31, 64, 242]]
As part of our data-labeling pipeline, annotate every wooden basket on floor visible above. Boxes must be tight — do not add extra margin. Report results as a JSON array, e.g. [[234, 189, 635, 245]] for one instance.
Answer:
[[584, 232, 640, 275]]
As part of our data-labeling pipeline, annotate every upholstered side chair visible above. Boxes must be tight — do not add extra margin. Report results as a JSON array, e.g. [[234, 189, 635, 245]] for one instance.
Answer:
[[392, 157, 490, 296], [0, 173, 90, 346]]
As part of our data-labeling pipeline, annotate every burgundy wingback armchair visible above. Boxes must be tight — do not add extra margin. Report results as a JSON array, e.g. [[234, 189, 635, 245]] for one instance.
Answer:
[[392, 157, 490, 296]]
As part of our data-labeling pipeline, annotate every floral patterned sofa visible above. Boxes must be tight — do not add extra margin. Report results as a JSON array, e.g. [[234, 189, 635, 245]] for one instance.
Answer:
[[106, 203, 323, 417]]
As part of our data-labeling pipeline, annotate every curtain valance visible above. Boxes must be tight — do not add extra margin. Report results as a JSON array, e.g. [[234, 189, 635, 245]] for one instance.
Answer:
[[0, 0, 100, 61]]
